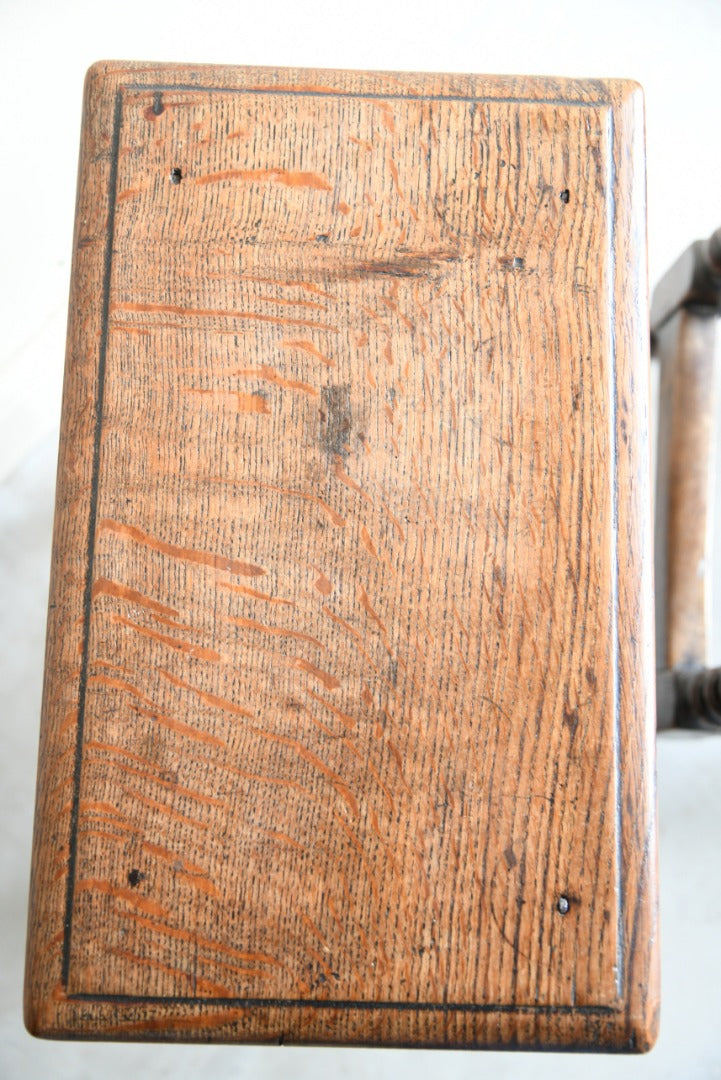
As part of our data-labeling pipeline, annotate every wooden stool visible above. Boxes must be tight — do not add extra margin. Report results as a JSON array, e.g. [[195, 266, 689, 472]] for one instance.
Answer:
[[25, 62, 658, 1051]]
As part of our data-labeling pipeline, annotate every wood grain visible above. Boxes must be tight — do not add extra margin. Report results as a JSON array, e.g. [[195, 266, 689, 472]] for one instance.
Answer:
[[653, 311, 717, 669], [24, 62, 658, 1051]]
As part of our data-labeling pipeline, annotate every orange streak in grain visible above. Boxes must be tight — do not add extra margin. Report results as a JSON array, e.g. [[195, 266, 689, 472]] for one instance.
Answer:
[[152, 612, 198, 631], [92, 576, 179, 617], [369, 809, 399, 871], [98, 518, 266, 577], [93, 755, 226, 808], [297, 280, 336, 299], [94, 658, 131, 674], [415, 605, 435, 643], [158, 668, 255, 720], [229, 614, 324, 649], [84, 738, 164, 773], [217, 759, 312, 796], [48, 773, 74, 804], [111, 313, 336, 332], [304, 710, 340, 739], [320, 606, 382, 675], [111, 612, 222, 663], [75, 878, 169, 919], [348, 134, 373, 151], [194, 167, 332, 191], [380, 500, 405, 540], [360, 525, 378, 558], [107, 945, 230, 996], [326, 894, 344, 934], [200, 956, 273, 981], [212, 274, 335, 300], [261, 828, 307, 852], [218, 478, 345, 527], [140, 839, 211, 879], [366, 759, 396, 815], [124, 788, 210, 831], [385, 738, 411, 793], [378, 103, 395, 132], [77, 827, 131, 845], [380, 294, 415, 329], [57, 709, 79, 738], [296, 910, 329, 949], [321, 606, 361, 642], [333, 461, 373, 503], [253, 294, 328, 310], [455, 639, 471, 675], [387, 156, 404, 200], [118, 910, 285, 967], [357, 585, 388, 635], [219, 581, 295, 606], [135, 704, 226, 749], [282, 338, 335, 367], [181, 388, 271, 413], [116, 187, 142, 202], [293, 657, 341, 691], [304, 686, 357, 729], [333, 813, 378, 898], [313, 571, 333, 595], [81, 808, 139, 835], [229, 364, 319, 397], [100, 1009, 250, 1036], [103, 324, 151, 337], [269, 732, 357, 815], [176, 871, 219, 898], [88, 673, 157, 709]]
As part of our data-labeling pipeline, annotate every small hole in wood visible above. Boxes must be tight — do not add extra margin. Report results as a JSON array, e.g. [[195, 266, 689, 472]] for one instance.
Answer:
[[170, 167, 183, 185], [127, 868, 145, 888], [512, 256, 524, 270], [560, 189, 570, 204], [557, 895, 570, 915]]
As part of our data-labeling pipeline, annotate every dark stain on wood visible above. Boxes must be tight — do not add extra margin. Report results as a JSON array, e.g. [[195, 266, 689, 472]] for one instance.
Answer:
[[320, 384, 352, 460]]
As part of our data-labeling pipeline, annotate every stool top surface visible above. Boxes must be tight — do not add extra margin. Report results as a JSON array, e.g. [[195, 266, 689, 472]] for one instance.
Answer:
[[25, 61, 657, 1051]]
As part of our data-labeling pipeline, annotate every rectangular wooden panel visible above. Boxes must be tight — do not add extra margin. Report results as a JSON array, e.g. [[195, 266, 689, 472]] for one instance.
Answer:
[[25, 62, 658, 1050]]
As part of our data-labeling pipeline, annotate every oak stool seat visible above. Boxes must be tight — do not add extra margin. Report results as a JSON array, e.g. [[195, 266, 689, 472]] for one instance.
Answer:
[[25, 62, 658, 1051]]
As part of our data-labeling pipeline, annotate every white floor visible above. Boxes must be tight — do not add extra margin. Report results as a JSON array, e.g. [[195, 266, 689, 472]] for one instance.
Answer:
[[2, 0, 721, 1075]]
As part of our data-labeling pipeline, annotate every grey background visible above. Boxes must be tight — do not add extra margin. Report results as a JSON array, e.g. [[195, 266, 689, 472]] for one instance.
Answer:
[[2, 0, 720, 1075]]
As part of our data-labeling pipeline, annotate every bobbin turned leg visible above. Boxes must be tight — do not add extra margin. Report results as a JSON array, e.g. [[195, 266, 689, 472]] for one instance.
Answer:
[[652, 227, 721, 731]]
